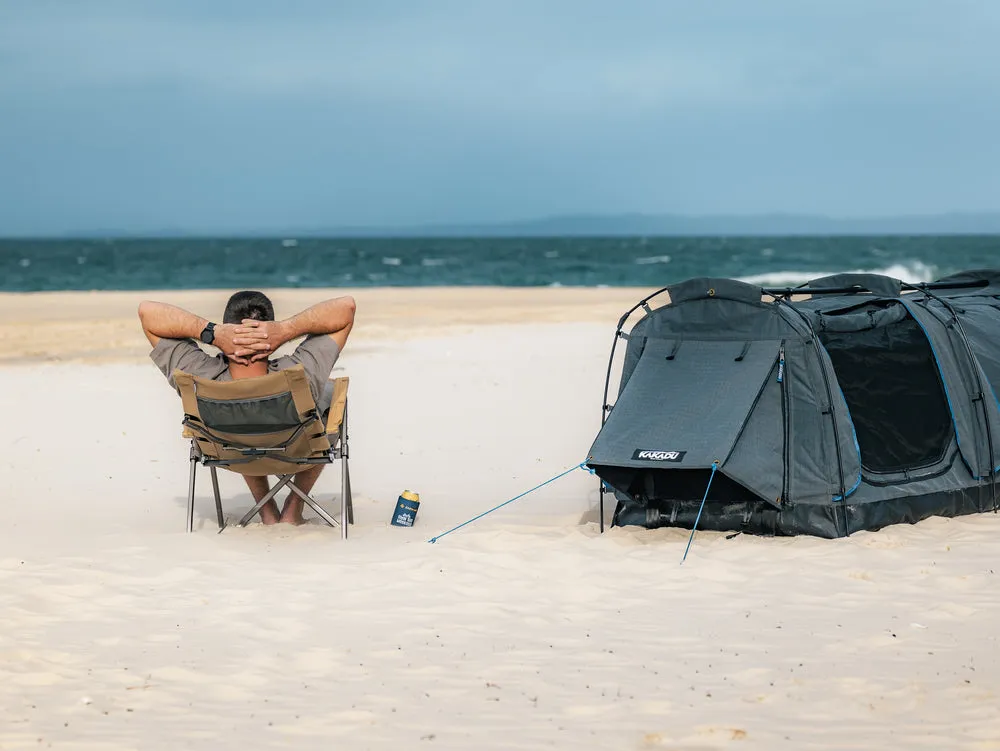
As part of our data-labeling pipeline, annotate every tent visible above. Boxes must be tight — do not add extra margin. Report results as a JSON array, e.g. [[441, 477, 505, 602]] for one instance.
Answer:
[[586, 269, 1000, 538]]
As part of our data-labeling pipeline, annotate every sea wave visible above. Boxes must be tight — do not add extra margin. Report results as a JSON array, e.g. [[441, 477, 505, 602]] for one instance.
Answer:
[[739, 261, 937, 288], [3, 237, 984, 292]]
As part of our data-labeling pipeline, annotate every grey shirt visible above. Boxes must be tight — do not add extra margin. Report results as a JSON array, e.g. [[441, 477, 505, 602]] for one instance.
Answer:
[[150, 334, 340, 412]]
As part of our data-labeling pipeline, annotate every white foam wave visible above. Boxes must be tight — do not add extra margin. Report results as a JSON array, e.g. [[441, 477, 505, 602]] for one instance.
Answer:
[[739, 261, 936, 288], [19, 258, 30, 267], [634, 255, 672, 265], [381, 257, 402, 266], [420, 258, 447, 267], [281, 239, 298, 248], [544, 250, 560, 259]]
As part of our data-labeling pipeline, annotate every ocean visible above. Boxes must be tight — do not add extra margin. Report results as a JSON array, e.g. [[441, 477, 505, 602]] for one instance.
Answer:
[[2, 235, 999, 291]]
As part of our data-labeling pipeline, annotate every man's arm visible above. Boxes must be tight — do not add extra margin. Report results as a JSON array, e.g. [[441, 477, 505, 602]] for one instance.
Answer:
[[137, 301, 209, 348], [138, 300, 269, 360], [239, 296, 356, 357]]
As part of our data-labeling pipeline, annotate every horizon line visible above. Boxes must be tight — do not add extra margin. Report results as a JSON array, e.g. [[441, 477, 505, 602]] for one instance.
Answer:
[[5, 209, 1000, 239]]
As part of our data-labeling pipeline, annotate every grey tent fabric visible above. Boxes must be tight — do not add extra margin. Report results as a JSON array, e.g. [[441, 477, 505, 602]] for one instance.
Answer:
[[590, 338, 782, 472], [587, 269, 1000, 538]]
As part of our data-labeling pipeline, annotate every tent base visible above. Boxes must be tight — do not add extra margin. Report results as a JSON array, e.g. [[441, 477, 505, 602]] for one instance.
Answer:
[[613, 484, 997, 538]]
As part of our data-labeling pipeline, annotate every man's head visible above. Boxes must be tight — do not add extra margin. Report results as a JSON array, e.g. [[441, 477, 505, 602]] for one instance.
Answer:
[[223, 291, 274, 325]]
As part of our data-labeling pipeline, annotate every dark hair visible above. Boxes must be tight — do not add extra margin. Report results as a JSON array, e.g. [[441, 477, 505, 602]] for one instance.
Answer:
[[223, 291, 275, 324]]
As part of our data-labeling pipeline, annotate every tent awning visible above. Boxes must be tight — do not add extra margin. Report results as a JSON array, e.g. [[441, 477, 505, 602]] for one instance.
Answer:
[[588, 337, 782, 473]]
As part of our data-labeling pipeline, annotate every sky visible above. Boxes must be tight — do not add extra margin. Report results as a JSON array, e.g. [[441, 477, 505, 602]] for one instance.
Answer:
[[2, 0, 1000, 235]]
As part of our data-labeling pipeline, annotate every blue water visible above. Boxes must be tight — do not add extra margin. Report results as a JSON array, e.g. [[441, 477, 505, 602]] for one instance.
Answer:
[[2, 236, 999, 291]]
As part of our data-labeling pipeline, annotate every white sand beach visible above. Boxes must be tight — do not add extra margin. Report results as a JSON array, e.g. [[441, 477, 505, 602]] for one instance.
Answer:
[[1, 288, 998, 750]]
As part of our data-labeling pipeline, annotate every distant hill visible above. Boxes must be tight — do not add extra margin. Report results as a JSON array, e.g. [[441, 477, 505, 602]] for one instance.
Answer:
[[321, 212, 1000, 238], [50, 211, 1000, 238]]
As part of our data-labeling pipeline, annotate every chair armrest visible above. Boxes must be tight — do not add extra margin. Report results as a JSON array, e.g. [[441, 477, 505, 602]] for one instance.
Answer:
[[326, 376, 350, 435]]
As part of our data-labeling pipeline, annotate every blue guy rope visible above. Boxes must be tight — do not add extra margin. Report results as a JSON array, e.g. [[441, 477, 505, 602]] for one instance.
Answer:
[[428, 463, 588, 543], [680, 460, 720, 565]]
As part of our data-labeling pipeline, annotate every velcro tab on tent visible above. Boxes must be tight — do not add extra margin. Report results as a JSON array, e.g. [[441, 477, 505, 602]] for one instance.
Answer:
[[668, 277, 763, 305], [807, 273, 901, 297], [589, 338, 782, 472]]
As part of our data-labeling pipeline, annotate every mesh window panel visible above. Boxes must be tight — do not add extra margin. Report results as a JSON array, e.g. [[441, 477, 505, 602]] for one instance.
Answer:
[[819, 314, 953, 473]]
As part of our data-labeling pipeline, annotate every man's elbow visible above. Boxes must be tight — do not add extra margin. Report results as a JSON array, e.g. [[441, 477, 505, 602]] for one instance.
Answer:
[[334, 295, 356, 327], [137, 300, 154, 323], [137, 301, 160, 347]]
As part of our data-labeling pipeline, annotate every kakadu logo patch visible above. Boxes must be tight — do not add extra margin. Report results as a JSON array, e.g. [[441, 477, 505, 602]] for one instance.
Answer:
[[632, 449, 686, 462]]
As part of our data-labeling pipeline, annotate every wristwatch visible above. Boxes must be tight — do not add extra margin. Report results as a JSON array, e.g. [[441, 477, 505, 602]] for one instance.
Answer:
[[199, 322, 217, 345]]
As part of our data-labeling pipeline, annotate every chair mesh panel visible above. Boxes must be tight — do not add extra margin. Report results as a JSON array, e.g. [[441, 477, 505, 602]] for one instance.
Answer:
[[196, 392, 301, 435]]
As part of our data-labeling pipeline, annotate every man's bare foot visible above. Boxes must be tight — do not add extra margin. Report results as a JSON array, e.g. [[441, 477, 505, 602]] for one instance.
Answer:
[[280, 497, 305, 525], [258, 500, 281, 525]]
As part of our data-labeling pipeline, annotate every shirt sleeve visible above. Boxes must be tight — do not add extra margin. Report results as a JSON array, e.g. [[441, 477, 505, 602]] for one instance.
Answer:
[[273, 335, 341, 404], [149, 338, 229, 390]]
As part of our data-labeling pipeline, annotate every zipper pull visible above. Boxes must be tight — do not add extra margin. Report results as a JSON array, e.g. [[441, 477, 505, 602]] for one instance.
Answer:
[[777, 345, 785, 383]]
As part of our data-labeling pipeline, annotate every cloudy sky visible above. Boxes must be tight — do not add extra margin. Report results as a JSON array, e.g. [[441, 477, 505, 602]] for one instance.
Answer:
[[2, 1, 999, 234]]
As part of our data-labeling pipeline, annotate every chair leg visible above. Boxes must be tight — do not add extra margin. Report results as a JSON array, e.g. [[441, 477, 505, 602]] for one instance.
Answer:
[[343, 456, 353, 527], [186, 455, 197, 533], [342, 401, 351, 537], [236, 474, 294, 527], [285, 479, 340, 528], [210, 466, 224, 529]]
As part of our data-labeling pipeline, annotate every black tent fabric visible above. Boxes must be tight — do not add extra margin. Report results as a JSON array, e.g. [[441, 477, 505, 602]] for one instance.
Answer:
[[586, 270, 1000, 538]]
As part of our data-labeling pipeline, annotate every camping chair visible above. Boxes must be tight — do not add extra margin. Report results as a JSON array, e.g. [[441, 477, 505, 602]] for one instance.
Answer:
[[173, 365, 354, 538]]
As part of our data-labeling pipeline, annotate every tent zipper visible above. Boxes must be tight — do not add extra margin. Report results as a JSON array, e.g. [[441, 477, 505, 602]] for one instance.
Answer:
[[778, 343, 790, 503]]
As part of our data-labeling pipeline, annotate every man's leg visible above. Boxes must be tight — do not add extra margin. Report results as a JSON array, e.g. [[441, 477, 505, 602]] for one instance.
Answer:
[[243, 475, 281, 525], [280, 465, 325, 525]]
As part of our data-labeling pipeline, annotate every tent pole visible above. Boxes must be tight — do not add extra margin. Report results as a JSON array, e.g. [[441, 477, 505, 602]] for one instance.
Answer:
[[596, 289, 672, 533], [762, 278, 987, 298], [596, 327, 621, 536]]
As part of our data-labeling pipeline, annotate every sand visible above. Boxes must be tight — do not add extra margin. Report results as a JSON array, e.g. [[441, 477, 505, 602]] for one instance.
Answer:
[[0, 288, 998, 750]]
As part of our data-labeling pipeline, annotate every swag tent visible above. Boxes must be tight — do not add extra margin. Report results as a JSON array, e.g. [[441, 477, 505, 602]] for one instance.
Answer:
[[586, 270, 1000, 537]]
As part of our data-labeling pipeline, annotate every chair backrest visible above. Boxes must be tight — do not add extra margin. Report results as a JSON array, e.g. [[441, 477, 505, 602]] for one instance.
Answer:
[[174, 365, 331, 476]]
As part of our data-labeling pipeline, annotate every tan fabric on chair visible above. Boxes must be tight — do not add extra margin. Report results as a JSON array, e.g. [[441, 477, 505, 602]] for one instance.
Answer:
[[326, 376, 350, 436], [174, 365, 332, 476]]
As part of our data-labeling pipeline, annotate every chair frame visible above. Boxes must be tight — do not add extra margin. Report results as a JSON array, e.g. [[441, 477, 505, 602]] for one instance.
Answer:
[[183, 379, 353, 538]]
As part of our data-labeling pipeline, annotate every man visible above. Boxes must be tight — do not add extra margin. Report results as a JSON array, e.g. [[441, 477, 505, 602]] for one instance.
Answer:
[[139, 291, 356, 525]]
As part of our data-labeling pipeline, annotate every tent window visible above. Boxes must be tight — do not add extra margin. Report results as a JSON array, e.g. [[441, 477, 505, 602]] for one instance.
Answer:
[[819, 312, 953, 473]]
